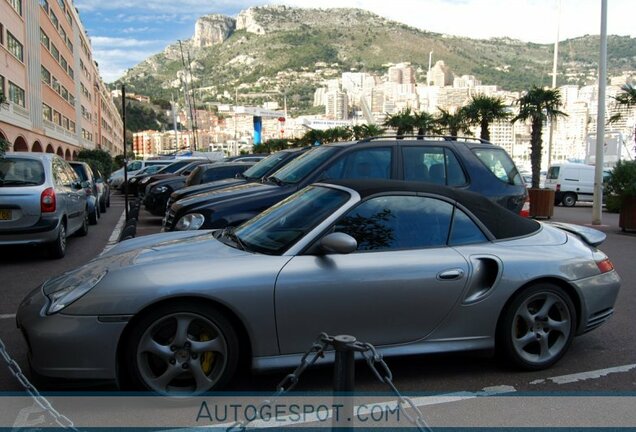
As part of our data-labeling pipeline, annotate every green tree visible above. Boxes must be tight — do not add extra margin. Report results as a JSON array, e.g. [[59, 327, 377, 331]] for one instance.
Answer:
[[77, 149, 115, 178], [351, 124, 385, 139], [383, 108, 415, 138], [609, 83, 636, 124], [464, 95, 511, 141], [512, 86, 567, 189], [412, 111, 440, 137], [436, 107, 472, 138]]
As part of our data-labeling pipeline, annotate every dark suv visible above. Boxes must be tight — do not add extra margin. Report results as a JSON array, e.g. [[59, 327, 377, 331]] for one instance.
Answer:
[[164, 136, 527, 232]]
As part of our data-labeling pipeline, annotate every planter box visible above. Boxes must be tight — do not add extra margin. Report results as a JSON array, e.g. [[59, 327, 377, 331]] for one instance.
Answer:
[[528, 188, 555, 219], [619, 197, 636, 232]]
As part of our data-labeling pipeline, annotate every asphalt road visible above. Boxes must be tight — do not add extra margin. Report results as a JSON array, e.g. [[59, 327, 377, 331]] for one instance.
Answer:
[[0, 200, 634, 401]]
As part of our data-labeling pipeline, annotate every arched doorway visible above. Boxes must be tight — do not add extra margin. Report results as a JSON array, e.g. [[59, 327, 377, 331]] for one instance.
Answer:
[[65, 149, 71, 160], [13, 136, 28, 152], [32, 141, 43, 152], [0, 129, 7, 143], [72, 151, 78, 160], [56, 147, 64, 157], [46, 144, 55, 153]]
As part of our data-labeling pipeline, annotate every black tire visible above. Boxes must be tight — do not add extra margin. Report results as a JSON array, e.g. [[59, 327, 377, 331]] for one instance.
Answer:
[[497, 283, 576, 371], [562, 193, 577, 207], [106, 194, 111, 208], [77, 210, 89, 237], [47, 222, 67, 259], [123, 302, 239, 395], [99, 197, 107, 213], [89, 208, 98, 225]]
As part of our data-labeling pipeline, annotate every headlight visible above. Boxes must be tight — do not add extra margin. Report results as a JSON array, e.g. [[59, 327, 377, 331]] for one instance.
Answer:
[[154, 186, 169, 193], [46, 269, 108, 314], [130, 178, 138, 184], [175, 213, 205, 231], [140, 178, 150, 184]]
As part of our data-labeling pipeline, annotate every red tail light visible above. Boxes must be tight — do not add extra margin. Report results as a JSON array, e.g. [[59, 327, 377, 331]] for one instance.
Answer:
[[85, 187, 93, 195], [41, 187, 56, 213], [519, 196, 530, 218], [597, 259, 614, 274], [556, 184, 561, 192]]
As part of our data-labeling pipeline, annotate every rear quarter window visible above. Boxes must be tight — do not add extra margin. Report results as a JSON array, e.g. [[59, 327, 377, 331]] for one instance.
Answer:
[[472, 148, 523, 186]]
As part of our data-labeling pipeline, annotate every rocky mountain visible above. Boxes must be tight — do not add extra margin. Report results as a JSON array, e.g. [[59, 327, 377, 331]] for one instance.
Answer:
[[114, 5, 636, 114]]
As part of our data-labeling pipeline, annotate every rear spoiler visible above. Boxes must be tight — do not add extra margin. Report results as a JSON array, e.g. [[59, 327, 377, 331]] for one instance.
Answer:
[[549, 222, 606, 247]]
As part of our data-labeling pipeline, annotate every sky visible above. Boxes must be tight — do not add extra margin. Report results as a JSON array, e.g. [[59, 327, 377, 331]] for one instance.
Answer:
[[74, 0, 636, 83]]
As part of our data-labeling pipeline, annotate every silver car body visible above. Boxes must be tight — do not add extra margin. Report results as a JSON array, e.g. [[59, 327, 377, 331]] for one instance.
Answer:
[[0, 152, 87, 247], [17, 182, 620, 381]]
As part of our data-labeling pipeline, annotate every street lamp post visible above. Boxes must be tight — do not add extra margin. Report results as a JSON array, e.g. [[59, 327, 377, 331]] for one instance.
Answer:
[[592, 0, 608, 225]]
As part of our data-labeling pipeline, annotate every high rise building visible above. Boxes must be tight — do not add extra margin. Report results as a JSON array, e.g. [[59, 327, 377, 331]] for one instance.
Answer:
[[0, 0, 123, 158], [325, 90, 349, 120]]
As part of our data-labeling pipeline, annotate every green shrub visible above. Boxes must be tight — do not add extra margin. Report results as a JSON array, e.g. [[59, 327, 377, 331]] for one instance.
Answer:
[[605, 194, 621, 213], [605, 160, 636, 210], [76, 149, 114, 178]]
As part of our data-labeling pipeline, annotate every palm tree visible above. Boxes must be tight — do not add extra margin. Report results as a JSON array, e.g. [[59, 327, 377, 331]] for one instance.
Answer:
[[465, 95, 511, 141], [512, 86, 568, 189], [412, 111, 440, 137], [609, 83, 636, 124], [383, 108, 415, 138], [352, 124, 385, 139], [436, 107, 472, 138]]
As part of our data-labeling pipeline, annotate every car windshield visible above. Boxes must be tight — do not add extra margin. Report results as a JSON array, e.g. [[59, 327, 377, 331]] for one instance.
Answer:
[[269, 146, 339, 184], [232, 185, 350, 255], [243, 152, 290, 180], [0, 158, 45, 187]]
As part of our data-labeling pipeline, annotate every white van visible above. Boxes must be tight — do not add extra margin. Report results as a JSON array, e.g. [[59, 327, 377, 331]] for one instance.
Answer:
[[545, 163, 610, 207]]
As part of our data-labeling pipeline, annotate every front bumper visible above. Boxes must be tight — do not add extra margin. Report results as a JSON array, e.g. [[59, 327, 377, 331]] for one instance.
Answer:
[[16, 285, 126, 381], [572, 269, 621, 334], [144, 191, 170, 216]]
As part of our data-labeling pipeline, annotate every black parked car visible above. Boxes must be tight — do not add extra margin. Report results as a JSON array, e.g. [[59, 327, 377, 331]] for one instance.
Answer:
[[132, 159, 210, 196], [144, 162, 254, 216], [163, 148, 311, 223], [164, 136, 527, 232]]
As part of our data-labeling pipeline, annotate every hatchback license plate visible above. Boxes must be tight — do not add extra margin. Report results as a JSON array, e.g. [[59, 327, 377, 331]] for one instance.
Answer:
[[0, 209, 11, 220]]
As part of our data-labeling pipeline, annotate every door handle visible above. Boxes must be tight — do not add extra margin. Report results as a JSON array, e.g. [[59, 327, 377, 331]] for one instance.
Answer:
[[437, 269, 465, 281]]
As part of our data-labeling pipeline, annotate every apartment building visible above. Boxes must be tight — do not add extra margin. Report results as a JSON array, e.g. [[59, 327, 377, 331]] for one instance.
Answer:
[[0, 0, 123, 158]]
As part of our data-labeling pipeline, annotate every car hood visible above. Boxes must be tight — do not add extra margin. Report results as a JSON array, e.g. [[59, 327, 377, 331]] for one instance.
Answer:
[[174, 178, 247, 201], [174, 181, 278, 211], [148, 177, 186, 189], [44, 231, 248, 295]]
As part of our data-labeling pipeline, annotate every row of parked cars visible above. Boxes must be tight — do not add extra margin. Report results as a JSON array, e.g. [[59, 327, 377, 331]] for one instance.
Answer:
[[0, 152, 110, 258], [9, 136, 622, 397]]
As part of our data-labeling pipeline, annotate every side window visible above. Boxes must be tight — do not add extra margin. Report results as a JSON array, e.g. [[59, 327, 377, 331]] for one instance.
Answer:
[[53, 159, 68, 186], [63, 163, 78, 185], [449, 208, 487, 246], [402, 147, 467, 186], [323, 148, 392, 180], [334, 195, 453, 251]]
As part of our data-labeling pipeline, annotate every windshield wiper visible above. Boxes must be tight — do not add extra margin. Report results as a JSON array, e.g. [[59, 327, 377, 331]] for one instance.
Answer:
[[0, 180, 40, 186], [267, 176, 286, 186], [222, 226, 250, 252]]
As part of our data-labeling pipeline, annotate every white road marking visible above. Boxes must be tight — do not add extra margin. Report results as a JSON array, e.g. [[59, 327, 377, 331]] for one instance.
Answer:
[[100, 210, 127, 256], [0, 314, 16, 320], [530, 363, 636, 385]]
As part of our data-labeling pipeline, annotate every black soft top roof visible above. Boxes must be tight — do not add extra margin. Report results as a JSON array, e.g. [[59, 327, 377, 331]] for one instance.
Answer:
[[323, 179, 539, 240]]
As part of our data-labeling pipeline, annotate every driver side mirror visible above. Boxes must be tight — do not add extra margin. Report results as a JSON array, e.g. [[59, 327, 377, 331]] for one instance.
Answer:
[[319, 232, 357, 255], [80, 180, 91, 190]]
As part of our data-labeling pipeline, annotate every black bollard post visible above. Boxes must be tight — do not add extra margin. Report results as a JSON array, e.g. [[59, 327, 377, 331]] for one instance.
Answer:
[[332, 335, 356, 431]]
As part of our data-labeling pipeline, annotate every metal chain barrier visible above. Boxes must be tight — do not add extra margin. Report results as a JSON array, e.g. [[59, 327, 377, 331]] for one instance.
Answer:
[[0, 337, 80, 431], [227, 333, 432, 432]]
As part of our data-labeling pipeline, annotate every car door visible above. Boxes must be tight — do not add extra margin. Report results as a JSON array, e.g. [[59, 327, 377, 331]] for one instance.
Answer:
[[52, 158, 76, 231], [275, 194, 470, 354], [63, 161, 84, 232]]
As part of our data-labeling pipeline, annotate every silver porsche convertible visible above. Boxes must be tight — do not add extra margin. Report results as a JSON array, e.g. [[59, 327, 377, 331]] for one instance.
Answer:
[[17, 179, 621, 395]]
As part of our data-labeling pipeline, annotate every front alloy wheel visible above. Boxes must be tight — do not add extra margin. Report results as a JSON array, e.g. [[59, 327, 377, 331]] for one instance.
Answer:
[[499, 284, 576, 370], [127, 303, 238, 395]]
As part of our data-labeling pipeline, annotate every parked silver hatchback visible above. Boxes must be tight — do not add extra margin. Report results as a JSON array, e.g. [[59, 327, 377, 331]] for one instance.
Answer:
[[0, 152, 89, 258]]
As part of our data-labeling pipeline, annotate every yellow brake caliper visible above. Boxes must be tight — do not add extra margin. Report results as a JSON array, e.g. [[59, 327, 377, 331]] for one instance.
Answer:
[[200, 333, 215, 374]]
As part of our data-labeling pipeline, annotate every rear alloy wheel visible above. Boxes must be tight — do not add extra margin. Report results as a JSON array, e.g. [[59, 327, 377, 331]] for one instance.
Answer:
[[48, 223, 67, 259], [561, 193, 577, 207], [499, 284, 576, 370], [100, 197, 107, 213], [89, 207, 98, 225], [126, 303, 239, 395]]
